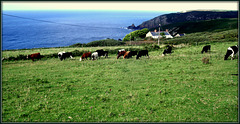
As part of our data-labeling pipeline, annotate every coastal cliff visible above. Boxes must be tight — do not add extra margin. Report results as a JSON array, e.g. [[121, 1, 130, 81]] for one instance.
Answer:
[[128, 10, 238, 30]]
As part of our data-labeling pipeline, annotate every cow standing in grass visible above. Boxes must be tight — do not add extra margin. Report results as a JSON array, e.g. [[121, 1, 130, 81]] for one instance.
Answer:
[[162, 45, 173, 56], [117, 51, 126, 59], [58, 51, 73, 61], [136, 50, 149, 59], [224, 45, 238, 60], [128, 51, 138, 58], [80, 52, 91, 61], [117, 49, 125, 55], [123, 51, 131, 59], [91, 52, 98, 60], [27, 53, 41, 61], [201, 45, 211, 54], [96, 49, 108, 58]]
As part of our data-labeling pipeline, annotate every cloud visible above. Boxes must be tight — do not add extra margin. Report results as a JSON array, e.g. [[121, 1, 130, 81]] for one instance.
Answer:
[[2, 1, 238, 11]]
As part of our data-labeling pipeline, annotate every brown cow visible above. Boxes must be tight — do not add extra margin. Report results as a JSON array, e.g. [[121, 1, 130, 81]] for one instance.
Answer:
[[117, 51, 126, 59], [80, 52, 91, 61], [123, 51, 131, 59], [27, 53, 41, 61]]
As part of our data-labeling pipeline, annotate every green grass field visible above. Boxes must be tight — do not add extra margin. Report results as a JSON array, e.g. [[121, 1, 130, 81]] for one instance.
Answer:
[[2, 41, 238, 122]]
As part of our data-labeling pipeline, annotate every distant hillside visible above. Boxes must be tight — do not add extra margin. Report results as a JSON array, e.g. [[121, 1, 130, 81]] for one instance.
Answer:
[[156, 18, 238, 36], [128, 10, 238, 30]]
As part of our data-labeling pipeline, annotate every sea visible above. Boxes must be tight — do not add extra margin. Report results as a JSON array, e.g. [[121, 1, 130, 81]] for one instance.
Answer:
[[2, 10, 170, 50]]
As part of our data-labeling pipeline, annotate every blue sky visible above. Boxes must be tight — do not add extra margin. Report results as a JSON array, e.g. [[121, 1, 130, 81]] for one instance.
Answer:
[[2, 1, 238, 12]]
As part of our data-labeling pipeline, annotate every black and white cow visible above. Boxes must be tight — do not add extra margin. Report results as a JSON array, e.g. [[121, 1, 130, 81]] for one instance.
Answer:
[[136, 50, 149, 59], [58, 51, 73, 61], [96, 49, 108, 58], [91, 52, 98, 60], [201, 45, 211, 54], [162, 45, 173, 56], [224, 45, 238, 60]]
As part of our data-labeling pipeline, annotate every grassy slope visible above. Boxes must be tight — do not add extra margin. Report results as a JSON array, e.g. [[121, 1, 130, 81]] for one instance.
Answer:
[[150, 18, 238, 34], [2, 41, 238, 122]]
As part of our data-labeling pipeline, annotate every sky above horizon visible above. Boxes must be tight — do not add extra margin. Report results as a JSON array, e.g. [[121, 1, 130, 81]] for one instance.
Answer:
[[2, 1, 238, 12]]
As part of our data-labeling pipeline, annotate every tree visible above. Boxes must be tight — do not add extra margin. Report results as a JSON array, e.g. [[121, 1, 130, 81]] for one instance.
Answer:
[[123, 28, 149, 41]]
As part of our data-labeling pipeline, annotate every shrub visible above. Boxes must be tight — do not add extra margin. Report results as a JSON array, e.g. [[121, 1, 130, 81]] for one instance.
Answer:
[[123, 28, 149, 41], [16, 54, 27, 60], [69, 43, 86, 47], [144, 44, 160, 51], [85, 39, 125, 47], [71, 50, 83, 57]]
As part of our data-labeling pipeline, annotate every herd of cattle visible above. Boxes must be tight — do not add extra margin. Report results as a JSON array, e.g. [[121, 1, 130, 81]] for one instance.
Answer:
[[25, 45, 238, 61]]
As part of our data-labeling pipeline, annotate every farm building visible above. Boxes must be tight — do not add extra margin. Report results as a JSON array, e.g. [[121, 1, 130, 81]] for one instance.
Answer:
[[146, 29, 173, 39]]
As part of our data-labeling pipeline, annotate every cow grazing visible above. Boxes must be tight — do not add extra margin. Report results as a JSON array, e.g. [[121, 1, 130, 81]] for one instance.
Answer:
[[136, 50, 149, 59], [117, 49, 125, 55], [80, 52, 91, 61], [123, 51, 131, 59], [224, 45, 238, 60], [58, 51, 73, 61], [91, 52, 98, 60], [162, 45, 173, 56], [96, 49, 108, 58], [27, 53, 41, 61], [129, 51, 138, 57], [201, 45, 211, 54], [117, 51, 126, 59]]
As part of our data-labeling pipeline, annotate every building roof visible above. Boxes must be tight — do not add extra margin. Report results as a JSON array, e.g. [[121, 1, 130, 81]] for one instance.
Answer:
[[150, 31, 171, 36], [179, 33, 185, 36]]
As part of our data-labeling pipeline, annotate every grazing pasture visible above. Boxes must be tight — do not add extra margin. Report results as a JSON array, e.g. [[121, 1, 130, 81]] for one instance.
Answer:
[[2, 42, 238, 122]]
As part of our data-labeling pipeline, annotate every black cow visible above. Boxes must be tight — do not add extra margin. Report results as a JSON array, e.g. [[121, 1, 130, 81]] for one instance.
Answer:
[[162, 45, 173, 56], [201, 45, 211, 54], [129, 51, 138, 56], [96, 49, 108, 58], [136, 50, 149, 59], [224, 45, 238, 60], [125, 51, 138, 58], [58, 52, 73, 61]]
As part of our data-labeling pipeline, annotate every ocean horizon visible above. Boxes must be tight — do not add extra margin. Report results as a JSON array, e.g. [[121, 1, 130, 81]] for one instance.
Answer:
[[2, 10, 171, 50]]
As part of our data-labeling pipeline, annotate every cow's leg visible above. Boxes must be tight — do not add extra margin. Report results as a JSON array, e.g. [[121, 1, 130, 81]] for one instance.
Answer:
[[231, 53, 234, 60]]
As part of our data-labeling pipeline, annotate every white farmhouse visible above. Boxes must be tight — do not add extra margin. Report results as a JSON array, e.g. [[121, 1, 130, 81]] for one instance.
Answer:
[[146, 29, 173, 39]]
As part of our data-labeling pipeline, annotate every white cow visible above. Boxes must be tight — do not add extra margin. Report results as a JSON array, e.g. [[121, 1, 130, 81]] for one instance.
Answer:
[[91, 52, 98, 60]]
